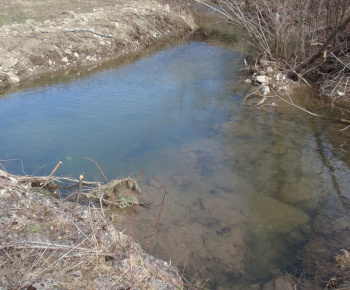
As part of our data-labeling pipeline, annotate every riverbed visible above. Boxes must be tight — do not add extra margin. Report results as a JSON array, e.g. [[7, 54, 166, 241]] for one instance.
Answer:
[[1, 24, 350, 289]]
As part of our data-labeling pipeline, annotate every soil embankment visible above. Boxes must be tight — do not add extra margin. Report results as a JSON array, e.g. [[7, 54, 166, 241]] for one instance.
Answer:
[[0, 0, 197, 88], [0, 169, 183, 289]]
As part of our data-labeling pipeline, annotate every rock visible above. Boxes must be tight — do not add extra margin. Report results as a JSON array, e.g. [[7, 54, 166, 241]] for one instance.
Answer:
[[245, 78, 252, 83], [278, 85, 289, 91], [32, 277, 59, 290], [62, 57, 69, 63], [262, 276, 293, 290], [275, 73, 285, 81], [249, 194, 309, 234], [149, 277, 175, 289], [256, 75, 269, 84], [261, 85, 270, 96], [164, 4, 170, 12], [0, 56, 18, 70], [7, 71, 19, 83], [266, 66, 274, 73]]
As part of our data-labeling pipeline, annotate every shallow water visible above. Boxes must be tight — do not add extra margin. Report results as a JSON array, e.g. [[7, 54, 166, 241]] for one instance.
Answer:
[[1, 29, 350, 289]]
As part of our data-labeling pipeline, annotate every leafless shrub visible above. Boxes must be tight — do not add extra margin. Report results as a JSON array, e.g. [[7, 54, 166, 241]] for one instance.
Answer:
[[196, 0, 350, 107]]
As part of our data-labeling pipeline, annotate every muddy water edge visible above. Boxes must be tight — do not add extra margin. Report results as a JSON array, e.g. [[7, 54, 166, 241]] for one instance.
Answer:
[[118, 22, 350, 290], [1, 11, 350, 290]]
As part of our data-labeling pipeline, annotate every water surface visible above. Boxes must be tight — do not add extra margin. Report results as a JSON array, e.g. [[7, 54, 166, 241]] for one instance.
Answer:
[[1, 30, 350, 289]]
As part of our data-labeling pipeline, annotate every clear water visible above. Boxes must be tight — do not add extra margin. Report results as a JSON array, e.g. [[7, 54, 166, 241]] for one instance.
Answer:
[[1, 31, 350, 289]]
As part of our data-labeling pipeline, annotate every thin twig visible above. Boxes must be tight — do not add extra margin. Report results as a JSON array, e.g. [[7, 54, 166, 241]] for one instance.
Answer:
[[144, 177, 167, 251], [188, 265, 208, 285], [83, 157, 124, 250], [83, 157, 108, 183], [129, 169, 143, 290]]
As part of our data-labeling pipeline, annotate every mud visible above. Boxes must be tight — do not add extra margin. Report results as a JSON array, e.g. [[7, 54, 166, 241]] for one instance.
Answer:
[[0, 0, 197, 88]]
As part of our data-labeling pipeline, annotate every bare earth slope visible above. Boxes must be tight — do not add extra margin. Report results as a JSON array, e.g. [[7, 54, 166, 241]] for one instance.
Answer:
[[0, 0, 196, 88]]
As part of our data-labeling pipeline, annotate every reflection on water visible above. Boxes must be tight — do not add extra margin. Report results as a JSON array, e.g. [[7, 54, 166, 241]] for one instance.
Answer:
[[1, 28, 350, 289]]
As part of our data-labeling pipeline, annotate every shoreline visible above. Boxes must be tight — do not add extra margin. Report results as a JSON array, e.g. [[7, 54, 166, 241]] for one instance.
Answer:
[[0, 0, 197, 90], [0, 169, 184, 289]]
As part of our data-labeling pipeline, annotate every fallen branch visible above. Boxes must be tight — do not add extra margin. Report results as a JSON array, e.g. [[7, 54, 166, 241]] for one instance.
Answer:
[[294, 14, 350, 73], [0, 241, 89, 252], [270, 87, 324, 117], [42, 161, 62, 187]]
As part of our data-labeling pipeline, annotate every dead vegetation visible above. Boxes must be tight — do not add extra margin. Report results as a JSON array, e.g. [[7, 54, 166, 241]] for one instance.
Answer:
[[327, 249, 350, 289], [196, 0, 350, 114], [0, 162, 186, 289]]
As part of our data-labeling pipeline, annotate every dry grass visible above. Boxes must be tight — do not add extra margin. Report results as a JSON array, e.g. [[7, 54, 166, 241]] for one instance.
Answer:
[[0, 0, 122, 26], [0, 168, 184, 289]]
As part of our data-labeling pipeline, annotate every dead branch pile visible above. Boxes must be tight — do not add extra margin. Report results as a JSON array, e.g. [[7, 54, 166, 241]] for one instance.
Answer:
[[2, 160, 146, 209], [197, 0, 350, 108], [86, 177, 144, 209]]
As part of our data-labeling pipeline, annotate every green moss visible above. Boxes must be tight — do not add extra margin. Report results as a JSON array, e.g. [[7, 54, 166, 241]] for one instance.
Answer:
[[29, 224, 42, 233]]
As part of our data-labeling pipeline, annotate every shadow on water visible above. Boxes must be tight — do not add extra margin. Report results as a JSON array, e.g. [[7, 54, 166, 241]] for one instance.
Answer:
[[1, 20, 350, 289]]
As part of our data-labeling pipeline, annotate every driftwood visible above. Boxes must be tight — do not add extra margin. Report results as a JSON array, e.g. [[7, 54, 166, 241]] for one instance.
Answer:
[[6, 162, 146, 209], [42, 161, 62, 187], [8, 161, 100, 195]]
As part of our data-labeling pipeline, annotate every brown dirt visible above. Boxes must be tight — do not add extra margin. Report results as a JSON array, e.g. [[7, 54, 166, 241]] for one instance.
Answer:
[[0, 0, 197, 89], [0, 169, 184, 289]]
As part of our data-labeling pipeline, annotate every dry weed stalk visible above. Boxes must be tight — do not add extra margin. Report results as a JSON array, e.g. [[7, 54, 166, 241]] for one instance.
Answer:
[[84, 157, 124, 251], [145, 176, 167, 251], [128, 169, 143, 290]]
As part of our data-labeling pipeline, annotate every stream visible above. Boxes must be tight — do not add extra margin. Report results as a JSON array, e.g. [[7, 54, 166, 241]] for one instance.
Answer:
[[1, 25, 350, 289]]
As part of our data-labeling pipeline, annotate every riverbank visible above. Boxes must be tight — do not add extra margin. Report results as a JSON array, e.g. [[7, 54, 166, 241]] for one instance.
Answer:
[[0, 0, 196, 89], [0, 169, 183, 289], [195, 0, 350, 120]]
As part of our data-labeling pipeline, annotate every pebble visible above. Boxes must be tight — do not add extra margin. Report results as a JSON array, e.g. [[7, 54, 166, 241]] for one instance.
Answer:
[[261, 85, 270, 96], [256, 75, 269, 84], [7, 71, 20, 83]]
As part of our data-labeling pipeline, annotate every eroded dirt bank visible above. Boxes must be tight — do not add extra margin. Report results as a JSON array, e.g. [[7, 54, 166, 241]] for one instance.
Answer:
[[0, 0, 196, 88], [0, 169, 183, 289]]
